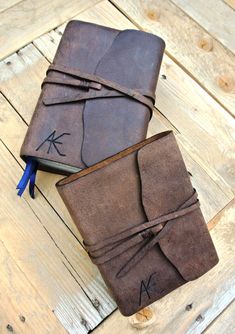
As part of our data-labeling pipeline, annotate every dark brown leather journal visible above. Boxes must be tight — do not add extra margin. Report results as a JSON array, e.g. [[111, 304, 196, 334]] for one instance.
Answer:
[[18, 20, 165, 197], [56, 131, 219, 316]]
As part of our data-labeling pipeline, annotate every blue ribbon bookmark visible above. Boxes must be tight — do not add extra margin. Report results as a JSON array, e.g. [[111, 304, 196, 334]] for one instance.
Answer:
[[16, 160, 38, 198]]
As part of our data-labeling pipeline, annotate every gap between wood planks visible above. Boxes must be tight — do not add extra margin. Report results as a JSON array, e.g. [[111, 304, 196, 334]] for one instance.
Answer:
[[224, 0, 235, 10], [202, 299, 235, 334]]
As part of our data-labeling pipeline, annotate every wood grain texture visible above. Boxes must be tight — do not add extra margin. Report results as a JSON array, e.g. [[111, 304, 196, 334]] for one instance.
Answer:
[[171, 0, 235, 55], [0, 0, 22, 13], [0, 235, 67, 334], [0, 0, 101, 61], [204, 300, 235, 334], [93, 200, 235, 334], [111, 0, 235, 115]]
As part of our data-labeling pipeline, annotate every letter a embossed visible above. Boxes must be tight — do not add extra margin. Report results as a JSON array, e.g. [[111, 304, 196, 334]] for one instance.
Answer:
[[36, 130, 70, 156]]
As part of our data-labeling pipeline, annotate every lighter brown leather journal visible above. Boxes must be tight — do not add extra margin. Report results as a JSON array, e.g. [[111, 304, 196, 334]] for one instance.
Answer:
[[18, 20, 165, 197], [56, 131, 219, 316]]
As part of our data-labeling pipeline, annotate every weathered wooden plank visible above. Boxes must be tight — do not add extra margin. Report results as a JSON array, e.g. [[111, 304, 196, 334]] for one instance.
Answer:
[[0, 42, 230, 223], [0, 237, 67, 334], [0, 0, 22, 13], [0, 95, 116, 333], [204, 300, 235, 334], [0, 0, 101, 61], [111, 0, 235, 115], [92, 200, 235, 334], [33, 27, 63, 63], [0, 44, 48, 122], [35, 1, 235, 194], [171, 0, 235, 55]]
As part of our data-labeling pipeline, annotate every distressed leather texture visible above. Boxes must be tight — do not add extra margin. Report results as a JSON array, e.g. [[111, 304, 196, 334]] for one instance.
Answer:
[[56, 131, 219, 316], [20, 20, 165, 174]]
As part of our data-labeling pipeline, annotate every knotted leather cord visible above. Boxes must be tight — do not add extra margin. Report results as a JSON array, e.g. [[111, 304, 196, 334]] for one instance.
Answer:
[[84, 190, 199, 278], [42, 64, 155, 116]]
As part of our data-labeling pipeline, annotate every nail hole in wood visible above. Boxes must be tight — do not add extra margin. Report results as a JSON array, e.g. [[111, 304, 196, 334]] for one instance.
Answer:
[[196, 314, 204, 322], [19, 315, 26, 322], [185, 303, 193, 311], [6, 324, 13, 332]]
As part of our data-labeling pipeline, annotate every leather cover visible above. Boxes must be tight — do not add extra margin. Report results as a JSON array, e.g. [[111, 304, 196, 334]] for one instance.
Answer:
[[56, 131, 219, 316], [20, 20, 165, 174]]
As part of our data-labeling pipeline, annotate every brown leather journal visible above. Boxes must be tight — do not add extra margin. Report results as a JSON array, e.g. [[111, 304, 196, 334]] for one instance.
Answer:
[[56, 131, 219, 316], [18, 20, 165, 197]]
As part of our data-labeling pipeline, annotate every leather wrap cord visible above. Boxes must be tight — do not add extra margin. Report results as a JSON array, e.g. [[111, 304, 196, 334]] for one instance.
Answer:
[[84, 190, 200, 278], [42, 64, 155, 116]]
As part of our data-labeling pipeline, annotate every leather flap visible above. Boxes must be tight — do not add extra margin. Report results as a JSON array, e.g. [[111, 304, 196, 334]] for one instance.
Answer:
[[137, 132, 218, 281], [81, 28, 165, 166]]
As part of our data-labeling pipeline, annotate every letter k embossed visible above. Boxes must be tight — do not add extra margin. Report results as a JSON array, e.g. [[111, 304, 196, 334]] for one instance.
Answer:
[[139, 272, 157, 306], [36, 130, 70, 156]]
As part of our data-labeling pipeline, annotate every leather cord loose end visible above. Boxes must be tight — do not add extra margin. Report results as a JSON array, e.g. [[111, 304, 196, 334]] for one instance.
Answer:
[[16, 160, 38, 199]]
